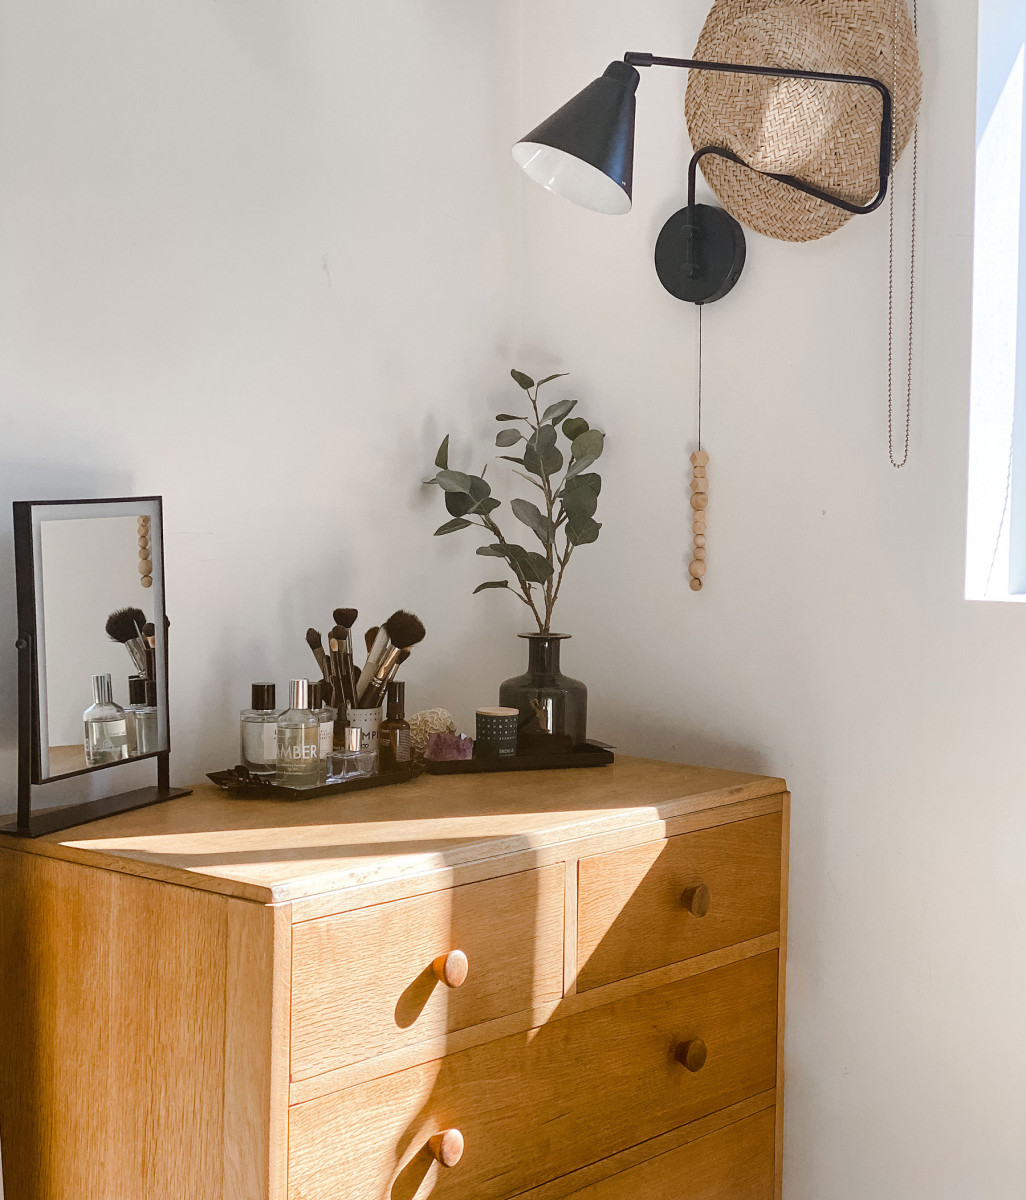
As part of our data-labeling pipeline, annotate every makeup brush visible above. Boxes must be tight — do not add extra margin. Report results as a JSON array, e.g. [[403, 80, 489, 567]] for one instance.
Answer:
[[359, 612, 425, 707], [357, 626, 389, 704], [333, 608, 359, 705], [106, 607, 149, 675], [364, 626, 379, 655], [142, 621, 156, 681], [327, 625, 350, 707], [305, 628, 332, 685]]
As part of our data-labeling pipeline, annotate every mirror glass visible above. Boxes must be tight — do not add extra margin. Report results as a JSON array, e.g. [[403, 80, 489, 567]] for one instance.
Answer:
[[28, 499, 168, 781]]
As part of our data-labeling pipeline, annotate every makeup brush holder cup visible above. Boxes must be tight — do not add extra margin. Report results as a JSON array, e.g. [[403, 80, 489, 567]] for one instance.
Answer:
[[499, 633, 587, 754], [349, 706, 383, 773]]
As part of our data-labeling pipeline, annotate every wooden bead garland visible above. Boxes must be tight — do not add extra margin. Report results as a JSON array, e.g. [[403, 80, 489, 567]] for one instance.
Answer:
[[689, 451, 709, 590], [138, 515, 152, 589]]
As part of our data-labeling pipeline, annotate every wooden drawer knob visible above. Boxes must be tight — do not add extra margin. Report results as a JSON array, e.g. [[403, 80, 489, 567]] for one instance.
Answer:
[[681, 884, 711, 917], [428, 1128, 465, 1168], [432, 950, 469, 989], [676, 1039, 708, 1073]]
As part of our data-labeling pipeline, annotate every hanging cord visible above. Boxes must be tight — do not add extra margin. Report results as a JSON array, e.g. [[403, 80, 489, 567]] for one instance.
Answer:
[[697, 303, 704, 451], [887, 0, 919, 468]]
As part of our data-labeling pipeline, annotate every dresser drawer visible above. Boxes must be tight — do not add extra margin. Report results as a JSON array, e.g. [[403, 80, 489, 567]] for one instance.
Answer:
[[560, 1108, 775, 1200], [290, 865, 565, 1081], [577, 812, 782, 991], [287, 951, 778, 1200]]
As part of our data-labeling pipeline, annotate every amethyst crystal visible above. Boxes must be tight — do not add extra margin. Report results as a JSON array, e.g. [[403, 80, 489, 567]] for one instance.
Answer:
[[424, 732, 475, 761]]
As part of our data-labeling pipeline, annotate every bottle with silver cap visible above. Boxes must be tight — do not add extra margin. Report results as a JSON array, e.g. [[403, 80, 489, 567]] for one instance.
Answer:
[[276, 679, 321, 789], [327, 724, 375, 782], [83, 673, 130, 766]]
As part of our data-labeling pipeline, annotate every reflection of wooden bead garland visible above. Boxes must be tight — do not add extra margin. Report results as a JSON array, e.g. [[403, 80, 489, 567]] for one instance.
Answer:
[[137, 515, 152, 589], [689, 450, 709, 590]]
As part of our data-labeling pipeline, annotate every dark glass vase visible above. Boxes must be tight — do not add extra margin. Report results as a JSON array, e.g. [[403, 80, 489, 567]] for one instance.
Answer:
[[499, 633, 587, 753]]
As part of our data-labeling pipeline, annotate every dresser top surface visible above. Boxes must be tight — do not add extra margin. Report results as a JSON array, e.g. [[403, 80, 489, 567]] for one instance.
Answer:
[[0, 757, 785, 904]]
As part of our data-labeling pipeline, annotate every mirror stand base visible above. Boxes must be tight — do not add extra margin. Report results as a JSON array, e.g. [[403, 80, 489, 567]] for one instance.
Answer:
[[1, 784, 193, 839]]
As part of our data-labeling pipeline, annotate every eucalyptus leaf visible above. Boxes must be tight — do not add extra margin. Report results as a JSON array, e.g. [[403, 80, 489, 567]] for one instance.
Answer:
[[565, 429, 605, 480], [541, 397, 578, 425], [560, 484, 598, 522], [468, 495, 501, 516], [495, 429, 523, 448], [435, 435, 450, 470], [519, 550, 555, 583], [523, 423, 564, 478], [566, 516, 602, 546], [498, 455, 526, 465], [473, 580, 510, 593], [476, 544, 511, 557], [537, 373, 569, 386], [496, 413, 527, 422], [435, 517, 471, 536], [562, 417, 589, 441], [435, 469, 475, 494], [510, 369, 535, 390], [511, 497, 554, 545], [444, 472, 491, 518]]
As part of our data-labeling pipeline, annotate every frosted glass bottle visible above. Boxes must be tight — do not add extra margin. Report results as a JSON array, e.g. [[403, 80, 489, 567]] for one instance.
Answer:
[[83, 674, 130, 766], [275, 680, 321, 790]]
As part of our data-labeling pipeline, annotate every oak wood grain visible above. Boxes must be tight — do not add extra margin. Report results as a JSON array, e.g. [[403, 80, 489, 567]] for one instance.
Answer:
[[578, 813, 782, 991], [290, 866, 564, 1081], [287, 952, 779, 1200], [775, 793, 791, 1200], [0, 758, 785, 904], [559, 1108, 775, 1200]]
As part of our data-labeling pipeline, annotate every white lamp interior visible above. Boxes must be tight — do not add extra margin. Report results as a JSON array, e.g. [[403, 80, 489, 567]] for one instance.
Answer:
[[512, 143, 631, 215]]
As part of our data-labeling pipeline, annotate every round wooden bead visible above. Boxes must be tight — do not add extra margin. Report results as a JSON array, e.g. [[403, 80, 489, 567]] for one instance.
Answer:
[[692, 466, 706, 479], [694, 547, 706, 561], [137, 516, 150, 528], [690, 493, 708, 511], [138, 560, 152, 575], [689, 560, 706, 579], [690, 478, 708, 493], [690, 451, 710, 467], [138, 535, 149, 548], [140, 576, 153, 588], [694, 534, 706, 547], [693, 523, 707, 536], [689, 577, 703, 591]]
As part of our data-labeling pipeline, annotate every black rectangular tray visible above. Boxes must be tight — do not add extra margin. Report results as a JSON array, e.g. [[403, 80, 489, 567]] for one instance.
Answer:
[[206, 765, 422, 800], [424, 742, 614, 775]]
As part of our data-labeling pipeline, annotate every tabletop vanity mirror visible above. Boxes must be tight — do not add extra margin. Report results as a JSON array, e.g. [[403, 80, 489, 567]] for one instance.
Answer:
[[5, 497, 190, 837]]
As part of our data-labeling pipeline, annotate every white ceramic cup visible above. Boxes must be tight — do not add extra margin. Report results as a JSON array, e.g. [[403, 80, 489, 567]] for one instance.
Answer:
[[349, 706, 383, 751]]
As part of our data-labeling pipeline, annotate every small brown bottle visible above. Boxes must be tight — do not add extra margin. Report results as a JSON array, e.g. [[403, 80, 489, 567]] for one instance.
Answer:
[[379, 681, 411, 771]]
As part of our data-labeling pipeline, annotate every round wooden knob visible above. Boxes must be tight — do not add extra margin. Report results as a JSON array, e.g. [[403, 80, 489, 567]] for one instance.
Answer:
[[676, 1039, 708, 1072], [681, 884, 711, 917], [432, 950, 469, 989], [428, 1128, 464, 1168]]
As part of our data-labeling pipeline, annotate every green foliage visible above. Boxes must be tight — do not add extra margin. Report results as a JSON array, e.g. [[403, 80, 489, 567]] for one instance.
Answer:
[[423, 369, 605, 633]]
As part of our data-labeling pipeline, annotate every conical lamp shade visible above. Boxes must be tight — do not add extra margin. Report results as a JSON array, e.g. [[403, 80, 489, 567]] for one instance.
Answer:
[[513, 61, 640, 215]]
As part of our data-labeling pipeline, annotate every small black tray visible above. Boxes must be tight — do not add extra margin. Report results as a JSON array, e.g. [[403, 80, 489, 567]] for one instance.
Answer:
[[424, 741, 614, 775], [206, 764, 422, 800]]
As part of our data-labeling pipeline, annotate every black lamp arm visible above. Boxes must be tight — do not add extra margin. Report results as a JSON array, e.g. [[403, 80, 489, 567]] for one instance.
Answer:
[[625, 50, 894, 217]]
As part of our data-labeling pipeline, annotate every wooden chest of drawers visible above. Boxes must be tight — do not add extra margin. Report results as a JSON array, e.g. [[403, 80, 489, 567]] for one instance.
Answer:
[[0, 757, 789, 1200]]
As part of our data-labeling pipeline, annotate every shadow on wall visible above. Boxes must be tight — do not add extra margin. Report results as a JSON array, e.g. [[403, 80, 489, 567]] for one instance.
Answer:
[[0, 462, 134, 815]]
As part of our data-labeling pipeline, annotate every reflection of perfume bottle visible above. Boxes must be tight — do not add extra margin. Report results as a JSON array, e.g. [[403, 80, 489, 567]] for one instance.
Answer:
[[276, 680, 321, 789], [83, 673, 130, 766], [241, 683, 280, 777], [124, 677, 159, 756]]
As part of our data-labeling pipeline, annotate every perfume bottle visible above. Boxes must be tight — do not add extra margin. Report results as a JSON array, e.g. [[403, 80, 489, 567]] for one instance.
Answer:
[[83, 673, 130, 766], [132, 679, 159, 756], [241, 683, 281, 777], [309, 681, 337, 785], [327, 725, 376, 782], [379, 681, 411, 772], [124, 676, 147, 756], [276, 679, 321, 790]]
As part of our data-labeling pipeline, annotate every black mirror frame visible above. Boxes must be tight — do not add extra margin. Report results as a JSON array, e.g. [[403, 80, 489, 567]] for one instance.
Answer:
[[3, 496, 191, 838]]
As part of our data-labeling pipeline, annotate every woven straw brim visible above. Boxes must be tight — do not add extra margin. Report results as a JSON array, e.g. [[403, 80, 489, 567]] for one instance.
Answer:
[[685, 0, 922, 243]]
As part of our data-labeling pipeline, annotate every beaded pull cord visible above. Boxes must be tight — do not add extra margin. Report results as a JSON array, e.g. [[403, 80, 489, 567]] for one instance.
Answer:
[[138, 514, 153, 589], [689, 306, 709, 591]]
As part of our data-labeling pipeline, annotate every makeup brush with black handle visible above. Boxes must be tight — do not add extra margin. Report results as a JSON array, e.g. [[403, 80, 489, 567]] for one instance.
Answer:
[[106, 607, 149, 676], [359, 611, 425, 707], [327, 626, 350, 708], [305, 628, 332, 685], [333, 607, 360, 706]]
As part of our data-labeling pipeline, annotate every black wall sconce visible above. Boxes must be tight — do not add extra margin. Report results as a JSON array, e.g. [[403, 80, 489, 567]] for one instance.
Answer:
[[513, 52, 893, 305]]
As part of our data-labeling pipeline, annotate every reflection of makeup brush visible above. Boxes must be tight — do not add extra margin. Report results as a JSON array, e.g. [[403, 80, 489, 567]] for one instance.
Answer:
[[305, 628, 331, 684], [142, 621, 156, 681], [333, 608, 359, 706], [106, 607, 149, 675], [359, 612, 425, 707]]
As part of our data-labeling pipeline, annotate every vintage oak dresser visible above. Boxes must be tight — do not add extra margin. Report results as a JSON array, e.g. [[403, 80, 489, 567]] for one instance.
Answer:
[[0, 756, 789, 1199]]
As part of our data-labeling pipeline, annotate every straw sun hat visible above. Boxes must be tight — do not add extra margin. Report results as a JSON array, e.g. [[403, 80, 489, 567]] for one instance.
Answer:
[[685, 0, 922, 242]]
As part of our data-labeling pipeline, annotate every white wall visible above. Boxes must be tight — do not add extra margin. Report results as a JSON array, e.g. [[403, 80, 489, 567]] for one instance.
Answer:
[[513, 2, 1026, 1197], [0, 0, 525, 804]]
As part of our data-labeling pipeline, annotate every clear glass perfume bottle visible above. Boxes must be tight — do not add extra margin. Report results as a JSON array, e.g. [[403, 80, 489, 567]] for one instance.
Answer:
[[309, 681, 336, 785], [276, 679, 321, 790], [83, 673, 130, 766], [241, 683, 281, 777]]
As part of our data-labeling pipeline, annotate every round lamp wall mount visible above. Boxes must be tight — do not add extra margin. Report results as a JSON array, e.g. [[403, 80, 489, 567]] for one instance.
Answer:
[[513, 51, 893, 305]]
